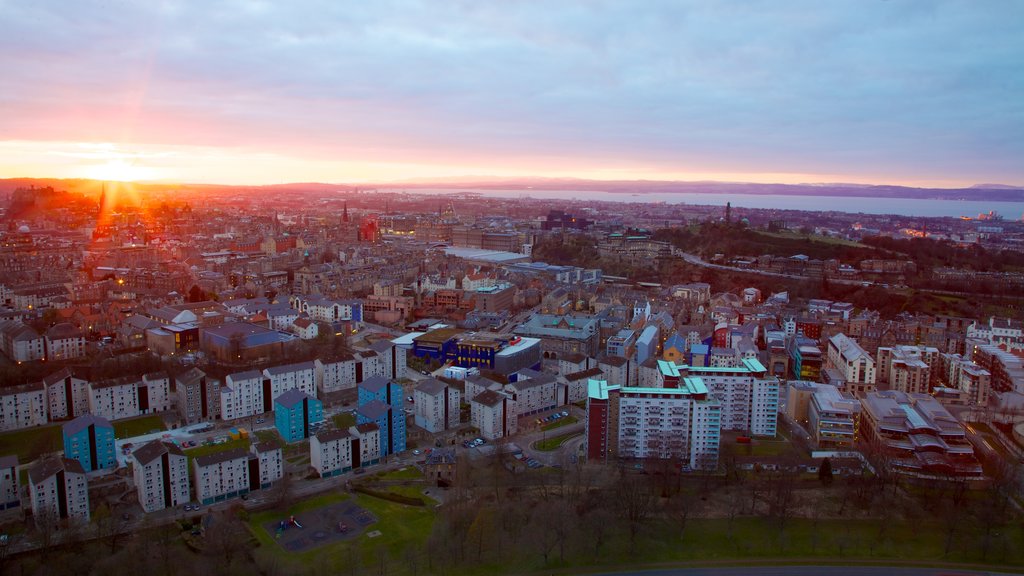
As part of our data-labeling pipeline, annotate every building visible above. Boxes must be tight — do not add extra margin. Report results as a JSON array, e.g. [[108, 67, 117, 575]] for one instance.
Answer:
[[0, 455, 19, 511], [788, 335, 823, 381], [310, 429, 353, 478], [352, 423, 382, 466], [219, 370, 264, 421], [413, 378, 461, 433], [44, 323, 86, 362], [787, 382, 862, 448], [43, 367, 90, 421], [0, 381, 47, 432], [606, 329, 637, 358], [649, 359, 779, 436], [0, 319, 45, 362], [860, 390, 982, 477], [474, 284, 515, 313], [940, 354, 992, 406], [826, 333, 876, 396], [514, 314, 601, 358], [29, 457, 90, 525], [176, 367, 221, 424], [586, 378, 721, 470], [193, 448, 251, 505], [274, 389, 324, 443], [357, 376, 406, 455], [584, 380, 620, 463], [470, 389, 517, 440], [263, 361, 318, 404], [971, 343, 1024, 394], [877, 345, 939, 395], [250, 439, 284, 489], [507, 370, 558, 416], [62, 414, 116, 472], [423, 448, 457, 487], [132, 440, 190, 513]]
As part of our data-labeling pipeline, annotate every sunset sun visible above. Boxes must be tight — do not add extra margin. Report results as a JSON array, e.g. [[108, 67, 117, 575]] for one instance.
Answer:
[[85, 159, 154, 182]]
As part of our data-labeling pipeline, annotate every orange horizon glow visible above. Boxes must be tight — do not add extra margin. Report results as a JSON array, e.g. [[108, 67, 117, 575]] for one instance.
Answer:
[[0, 140, 1012, 190]]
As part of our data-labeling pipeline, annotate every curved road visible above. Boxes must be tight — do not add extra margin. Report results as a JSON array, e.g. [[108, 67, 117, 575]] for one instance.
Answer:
[[597, 566, 1014, 576]]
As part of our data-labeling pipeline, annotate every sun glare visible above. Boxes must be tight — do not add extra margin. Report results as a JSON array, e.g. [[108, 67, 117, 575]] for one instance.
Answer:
[[86, 159, 153, 182]]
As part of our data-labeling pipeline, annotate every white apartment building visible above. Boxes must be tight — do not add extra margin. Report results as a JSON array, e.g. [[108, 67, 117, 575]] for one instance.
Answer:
[[193, 448, 251, 505], [352, 423, 382, 466], [616, 378, 722, 470], [251, 440, 284, 489], [506, 370, 557, 416], [470, 389, 517, 441], [942, 354, 992, 406], [0, 455, 18, 510], [310, 429, 354, 477], [29, 457, 90, 525], [598, 356, 634, 387], [0, 319, 45, 362], [316, 355, 358, 393], [651, 359, 779, 437], [264, 361, 318, 401], [140, 372, 173, 414], [877, 345, 940, 392], [220, 370, 264, 420], [43, 367, 90, 421], [132, 440, 190, 513], [44, 323, 86, 362], [826, 333, 876, 395], [413, 378, 461, 433], [89, 376, 140, 422], [0, 381, 47, 432]]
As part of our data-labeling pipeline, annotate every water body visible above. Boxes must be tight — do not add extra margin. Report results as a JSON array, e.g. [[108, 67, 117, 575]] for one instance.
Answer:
[[386, 188, 1024, 219]]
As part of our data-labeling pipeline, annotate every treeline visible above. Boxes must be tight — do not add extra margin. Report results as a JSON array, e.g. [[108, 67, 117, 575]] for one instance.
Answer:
[[653, 224, 888, 262], [861, 235, 1024, 273]]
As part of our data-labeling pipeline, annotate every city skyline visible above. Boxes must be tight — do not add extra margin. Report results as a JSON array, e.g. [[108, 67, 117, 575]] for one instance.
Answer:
[[1, 1, 1022, 188]]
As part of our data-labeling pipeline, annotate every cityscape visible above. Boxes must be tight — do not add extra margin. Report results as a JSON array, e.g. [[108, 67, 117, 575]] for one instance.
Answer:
[[1, 2, 1023, 576]]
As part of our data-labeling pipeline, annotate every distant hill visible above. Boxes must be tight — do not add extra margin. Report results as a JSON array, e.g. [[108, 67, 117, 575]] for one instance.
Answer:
[[3, 176, 1024, 202]]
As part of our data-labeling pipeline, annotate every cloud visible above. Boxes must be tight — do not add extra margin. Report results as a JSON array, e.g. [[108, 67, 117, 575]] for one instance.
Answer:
[[0, 0, 1021, 185]]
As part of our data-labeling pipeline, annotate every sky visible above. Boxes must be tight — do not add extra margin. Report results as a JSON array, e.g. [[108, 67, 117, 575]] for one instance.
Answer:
[[0, 0, 1021, 187]]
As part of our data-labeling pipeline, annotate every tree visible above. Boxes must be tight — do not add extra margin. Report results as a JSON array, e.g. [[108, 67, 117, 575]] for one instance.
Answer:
[[613, 469, 655, 555], [818, 457, 833, 485]]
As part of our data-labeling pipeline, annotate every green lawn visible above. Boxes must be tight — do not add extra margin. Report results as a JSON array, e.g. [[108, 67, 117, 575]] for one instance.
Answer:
[[375, 466, 423, 481], [112, 414, 167, 439], [333, 412, 356, 429], [541, 415, 578, 431], [0, 424, 62, 462], [534, 431, 582, 452]]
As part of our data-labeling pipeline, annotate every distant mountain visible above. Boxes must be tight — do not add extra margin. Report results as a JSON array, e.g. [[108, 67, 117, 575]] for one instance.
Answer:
[[971, 183, 1024, 190]]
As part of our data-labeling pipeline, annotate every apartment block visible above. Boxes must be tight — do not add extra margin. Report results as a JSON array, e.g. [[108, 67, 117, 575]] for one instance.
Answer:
[[310, 429, 353, 477], [263, 361, 318, 403], [139, 372, 173, 414], [176, 367, 221, 424], [29, 457, 90, 525], [250, 439, 284, 489], [352, 423, 382, 467], [470, 389, 517, 441], [132, 440, 189, 513], [357, 377, 406, 455], [0, 381, 47, 432], [0, 319, 45, 362], [193, 448, 251, 505], [274, 389, 324, 443], [877, 345, 940, 393], [623, 378, 720, 469], [826, 333, 876, 396], [88, 376, 140, 421], [42, 368, 90, 421], [0, 455, 19, 510], [786, 382, 862, 448], [940, 353, 992, 406], [62, 414, 116, 472], [413, 378, 461, 433], [44, 323, 86, 362], [315, 354, 357, 393], [219, 370, 264, 420]]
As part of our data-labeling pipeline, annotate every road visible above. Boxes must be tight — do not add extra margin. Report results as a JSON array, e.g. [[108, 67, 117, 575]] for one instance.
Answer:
[[517, 405, 586, 466], [598, 567, 1016, 576]]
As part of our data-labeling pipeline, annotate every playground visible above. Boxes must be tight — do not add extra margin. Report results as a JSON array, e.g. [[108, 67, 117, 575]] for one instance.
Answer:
[[261, 501, 378, 553]]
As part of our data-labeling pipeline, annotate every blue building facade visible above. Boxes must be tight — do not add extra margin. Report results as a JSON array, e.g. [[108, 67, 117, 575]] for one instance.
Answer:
[[62, 414, 116, 472], [357, 376, 406, 455], [274, 389, 324, 443]]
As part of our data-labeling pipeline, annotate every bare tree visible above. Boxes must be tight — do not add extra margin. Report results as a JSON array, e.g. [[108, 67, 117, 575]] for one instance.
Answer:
[[613, 469, 655, 555]]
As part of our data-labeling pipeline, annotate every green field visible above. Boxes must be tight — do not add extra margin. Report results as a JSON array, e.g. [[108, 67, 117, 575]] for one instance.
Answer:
[[112, 414, 167, 439], [0, 424, 62, 462], [332, 412, 356, 429], [534, 431, 582, 452], [375, 466, 423, 481]]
